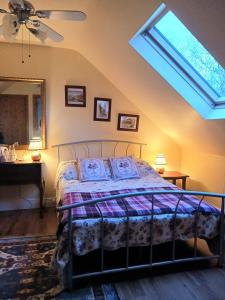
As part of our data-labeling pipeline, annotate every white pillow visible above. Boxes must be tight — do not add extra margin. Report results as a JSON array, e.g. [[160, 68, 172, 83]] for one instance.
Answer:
[[55, 160, 78, 187], [134, 158, 159, 177], [109, 156, 140, 180], [78, 158, 109, 182]]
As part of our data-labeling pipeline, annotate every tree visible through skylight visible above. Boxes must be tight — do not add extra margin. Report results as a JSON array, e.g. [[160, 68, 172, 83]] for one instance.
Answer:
[[154, 11, 225, 100]]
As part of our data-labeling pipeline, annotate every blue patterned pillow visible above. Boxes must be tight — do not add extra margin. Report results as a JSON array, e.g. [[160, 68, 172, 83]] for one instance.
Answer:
[[109, 156, 140, 180], [78, 158, 109, 182]]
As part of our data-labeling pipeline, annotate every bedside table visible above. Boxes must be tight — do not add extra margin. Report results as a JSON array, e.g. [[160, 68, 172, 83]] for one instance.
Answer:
[[161, 171, 189, 189], [0, 161, 45, 217]]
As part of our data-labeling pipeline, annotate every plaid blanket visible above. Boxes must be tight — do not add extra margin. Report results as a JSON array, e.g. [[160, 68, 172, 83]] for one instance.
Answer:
[[62, 187, 219, 222]]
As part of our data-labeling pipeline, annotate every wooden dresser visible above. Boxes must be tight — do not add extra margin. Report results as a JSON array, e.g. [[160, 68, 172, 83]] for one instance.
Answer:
[[0, 161, 44, 217]]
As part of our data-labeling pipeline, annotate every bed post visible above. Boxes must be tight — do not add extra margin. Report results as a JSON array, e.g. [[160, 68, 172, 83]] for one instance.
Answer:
[[67, 208, 73, 290], [172, 194, 184, 261], [218, 196, 225, 267]]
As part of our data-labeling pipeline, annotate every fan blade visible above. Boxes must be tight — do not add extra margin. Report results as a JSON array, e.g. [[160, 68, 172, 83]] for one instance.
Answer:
[[29, 20, 64, 42], [27, 27, 47, 42], [0, 9, 8, 13], [8, 0, 25, 10], [35, 10, 86, 21], [1, 14, 20, 40]]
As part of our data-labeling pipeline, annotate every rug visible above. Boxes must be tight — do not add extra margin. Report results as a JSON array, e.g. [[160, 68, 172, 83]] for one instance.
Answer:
[[0, 236, 119, 299]]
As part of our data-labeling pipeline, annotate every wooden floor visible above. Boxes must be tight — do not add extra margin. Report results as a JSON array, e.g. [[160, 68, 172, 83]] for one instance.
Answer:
[[0, 207, 57, 237], [115, 267, 225, 300], [0, 208, 225, 299]]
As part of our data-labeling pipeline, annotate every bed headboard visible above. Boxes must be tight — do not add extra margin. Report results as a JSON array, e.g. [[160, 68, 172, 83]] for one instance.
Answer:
[[52, 139, 147, 163]]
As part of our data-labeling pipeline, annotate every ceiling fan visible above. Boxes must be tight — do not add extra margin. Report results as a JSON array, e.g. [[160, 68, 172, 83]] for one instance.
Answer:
[[0, 0, 86, 42]]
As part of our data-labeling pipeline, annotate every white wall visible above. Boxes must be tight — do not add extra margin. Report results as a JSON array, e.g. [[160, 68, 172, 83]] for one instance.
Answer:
[[67, 0, 225, 193], [0, 43, 180, 210], [181, 149, 225, 194]]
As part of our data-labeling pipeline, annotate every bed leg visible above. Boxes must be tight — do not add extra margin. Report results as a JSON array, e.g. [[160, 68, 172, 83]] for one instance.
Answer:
[[216, 258, 223, 268], [67, 260, 73, 291], [217, 246, 224, 268], [217, 259, 224, 268]]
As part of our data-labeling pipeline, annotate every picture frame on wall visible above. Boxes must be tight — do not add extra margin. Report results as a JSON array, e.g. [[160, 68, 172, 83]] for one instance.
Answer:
[[65, 85, 86, 107], [93, 97, 111, 121], [117, 113, 139, 131]]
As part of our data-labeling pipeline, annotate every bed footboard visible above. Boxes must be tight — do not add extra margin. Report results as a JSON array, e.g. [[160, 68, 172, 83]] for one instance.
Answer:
[[57, 190, 225, 290]]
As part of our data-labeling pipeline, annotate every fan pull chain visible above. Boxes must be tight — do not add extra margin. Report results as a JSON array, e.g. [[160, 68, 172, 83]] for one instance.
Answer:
[[21, 25, 24, 63]]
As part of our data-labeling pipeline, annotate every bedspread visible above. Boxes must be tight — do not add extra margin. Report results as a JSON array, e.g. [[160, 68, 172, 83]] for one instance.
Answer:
[[61, 187, 219, 221], [55, 186, 220, 269]]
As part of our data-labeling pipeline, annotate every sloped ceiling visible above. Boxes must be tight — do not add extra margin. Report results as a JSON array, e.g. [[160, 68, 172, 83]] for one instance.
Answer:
[[0, 0, 225, 155]]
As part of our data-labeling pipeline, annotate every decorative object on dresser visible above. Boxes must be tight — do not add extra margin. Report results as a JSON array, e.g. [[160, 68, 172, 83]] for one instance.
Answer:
[[0, 146, 9, 163], [0, 142, 18, 163], [155, 153, 167, 174], [0, 76, 46, 149], [8, 142, 18, 162], [93, 97, 111, 121], [0, 161, 45, 217], [161, 171, 189, 190], [117, 113, 139, 131], [65, 85, 86, 107], [28, 137, 42, 161]]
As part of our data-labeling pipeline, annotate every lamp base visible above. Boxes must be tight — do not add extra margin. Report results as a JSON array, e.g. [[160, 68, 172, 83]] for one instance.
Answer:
[[156, 167, 165, 174], [31, 153, 41, 162]]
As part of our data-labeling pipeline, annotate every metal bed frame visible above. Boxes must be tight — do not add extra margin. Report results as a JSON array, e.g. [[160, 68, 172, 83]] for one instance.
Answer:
[[53, 140, 225, 290], [52, 139, 147, 162]]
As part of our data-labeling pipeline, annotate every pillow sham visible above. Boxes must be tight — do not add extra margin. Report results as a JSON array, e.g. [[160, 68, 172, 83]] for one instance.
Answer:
[[109, 156, 140, 180], [78, 158, 109, 182], [55, 160, 78, 187], [134, 158, 158, 177]]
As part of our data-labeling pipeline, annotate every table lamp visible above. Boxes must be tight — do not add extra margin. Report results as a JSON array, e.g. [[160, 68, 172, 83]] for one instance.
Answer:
[[155, 153, 167, 174], [28, 137, 42, 162]]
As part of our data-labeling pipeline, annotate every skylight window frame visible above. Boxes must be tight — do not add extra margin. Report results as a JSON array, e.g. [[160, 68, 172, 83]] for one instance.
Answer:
[[129, 3, 225, 119], [143, 16, 225, 108]]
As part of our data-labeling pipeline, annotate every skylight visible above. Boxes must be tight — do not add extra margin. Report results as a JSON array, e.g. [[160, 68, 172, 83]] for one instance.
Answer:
[[129, 3, 225, 119], [154, 11, 225, 101]]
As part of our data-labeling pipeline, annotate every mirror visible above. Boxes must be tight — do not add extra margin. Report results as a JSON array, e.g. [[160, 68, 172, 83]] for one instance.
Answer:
[[0, 77, 46, 149]]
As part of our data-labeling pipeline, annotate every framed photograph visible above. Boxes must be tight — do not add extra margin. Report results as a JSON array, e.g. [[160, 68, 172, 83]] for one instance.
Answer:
[[65, 85, 86, 107], [117, 113, 139, 131], [94, 97, 111, 121]]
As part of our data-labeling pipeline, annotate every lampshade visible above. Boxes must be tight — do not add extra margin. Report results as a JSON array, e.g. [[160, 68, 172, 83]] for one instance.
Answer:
[[155, 154, 167, 165], [28, 138, 42, 161], [28, 138, 42, 151], [155, 154, 167, 174]]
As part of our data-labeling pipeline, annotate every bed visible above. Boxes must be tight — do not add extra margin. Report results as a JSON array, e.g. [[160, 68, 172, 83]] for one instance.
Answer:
[[52, 139, 225, 290]]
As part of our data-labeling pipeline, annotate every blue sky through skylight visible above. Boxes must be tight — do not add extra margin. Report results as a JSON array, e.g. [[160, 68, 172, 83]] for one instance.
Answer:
[[154, 11, 225, 100]]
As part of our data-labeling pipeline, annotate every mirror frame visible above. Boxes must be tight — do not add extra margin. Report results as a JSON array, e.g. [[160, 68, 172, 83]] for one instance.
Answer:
[[0, 76, 46, 149]]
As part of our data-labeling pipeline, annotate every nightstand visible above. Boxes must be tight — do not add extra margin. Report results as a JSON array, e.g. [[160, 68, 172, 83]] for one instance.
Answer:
[[161, 171, 189, 190], [0, 161, 45, 217]]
